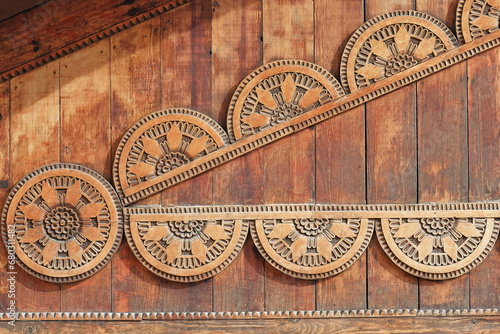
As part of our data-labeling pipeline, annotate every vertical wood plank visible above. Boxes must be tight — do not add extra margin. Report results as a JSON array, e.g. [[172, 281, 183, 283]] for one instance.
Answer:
[[261, 0, 315, 312], [211, 0, 265, 312], [416, 0, 469, 310], [0, 81, 10, 311], [59, 41, 112, 312], [10, 61, 60, 312], [110, 17, 163, 313], [365, 0, 419, 310], [315, 0, 367, 310], [468, 48, 500, 308], [160, 1, 213, 312]]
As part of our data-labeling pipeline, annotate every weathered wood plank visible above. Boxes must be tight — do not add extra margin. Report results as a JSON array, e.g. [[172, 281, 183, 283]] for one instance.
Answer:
[[4, 317, 500, 333], [468, 47, 500, 308], [59, 40, 112, 312], [261, 0, 316, 312], [315, 0, 366, 311], [211, 0, 264, 312], [0, 0, 191, 80], [365, 0, 418, 311], [416, 0, 469, 310], [160, 1, 213, 312], [110, 17, 163, 312], [10, 62, 60, 312]]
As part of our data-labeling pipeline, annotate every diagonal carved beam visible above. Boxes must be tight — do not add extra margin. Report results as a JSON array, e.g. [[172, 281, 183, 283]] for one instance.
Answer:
[[116, 30, 500, 205]]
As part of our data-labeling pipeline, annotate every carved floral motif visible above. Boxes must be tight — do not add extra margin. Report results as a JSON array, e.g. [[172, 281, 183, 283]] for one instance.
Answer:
[[457, 0, 500, 43]]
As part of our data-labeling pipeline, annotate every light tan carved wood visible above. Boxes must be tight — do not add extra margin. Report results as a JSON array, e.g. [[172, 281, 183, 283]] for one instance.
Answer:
[[125, 206, 249, 282], [1, 164, 123, 282], [340, 10, 459, 93], [112, 29, 500, 205], [457, 0, 500, 43], [226, 59, 345, 142], [375, 203, 500, 280], [113, 108, 229, 206]]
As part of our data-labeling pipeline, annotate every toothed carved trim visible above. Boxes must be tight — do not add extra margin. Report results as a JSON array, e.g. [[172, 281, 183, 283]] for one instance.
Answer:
[[1, 164, 123, 283], [456, 0, 500, 43]]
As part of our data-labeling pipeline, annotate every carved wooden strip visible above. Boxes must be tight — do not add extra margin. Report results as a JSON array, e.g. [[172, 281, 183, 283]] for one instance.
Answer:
[[456, 0, 500, 43], [1, 164, 123, 283], [340, 10, 459, 93], [118, 30, 500, 205]]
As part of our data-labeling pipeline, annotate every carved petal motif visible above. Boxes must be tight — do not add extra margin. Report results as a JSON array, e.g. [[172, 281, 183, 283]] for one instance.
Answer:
[[67, 240, 84, 264], [204, 224, 230, 240], [41, 182, 59, 207], [281, 75, 297, 103], [413, 36, 437, 59], [129, 162, 156, 178], [394, 222, 421, 238], [330, 222, 356, 238], [192, 238, 208, 263], [166, 239, 183, 265], [19, 227, 45, 243], [20, 204, 46, 221], [166, 125, 183, 152], [290, 236, 308, 262], [489, 0, 500, 7], [443, 235, 458, 260], [317, 234, 333, 261], [242, 113, 271, 128], [81, 226, 106, 242], [268, 224, 294, 239], [143, 225, 169, 241], [456, 222, 482, 237], [299, 87, 323, 108], [41, 241, 59, 265], [356, 63, 385, 80], [418, 235, 434, 261], [79, 203, 105, 220], [142, 136, 163, 157], [394, 26, 411, 54], [472, 15, 499, 31], [186, 136, 209, 158], [256, 87, 278, 109], [65, 181, 82, 207], [370, 38, 391, 59]]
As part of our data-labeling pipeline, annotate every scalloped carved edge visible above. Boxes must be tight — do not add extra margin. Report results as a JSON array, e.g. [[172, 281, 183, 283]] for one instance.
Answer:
[[113, 107, 230, 206], [0, 163, 124, 283], [124, 207, 248, 282], [2, 309, 500, 321], [0, 0, 192, 83], [339, 10, 460, 93], [121, 29, 500, 205]]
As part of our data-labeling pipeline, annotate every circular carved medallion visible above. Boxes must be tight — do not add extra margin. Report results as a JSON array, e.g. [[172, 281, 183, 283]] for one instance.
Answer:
[[250, 218, 374, 279], [226, 59, 345, 142], [1, 164, 123, 283], [376, 216, 500, 280], [340, 10, 459, 93], [125, 213, 248, 282], [113, 108, 229, 204], [456, 0, 500, 43]]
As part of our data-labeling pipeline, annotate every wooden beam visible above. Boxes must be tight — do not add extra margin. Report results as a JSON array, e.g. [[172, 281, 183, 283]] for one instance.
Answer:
[[0, 0, 191, 82]]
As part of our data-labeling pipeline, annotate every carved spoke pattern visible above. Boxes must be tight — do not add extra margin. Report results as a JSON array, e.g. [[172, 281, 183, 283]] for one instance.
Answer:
[[457, 0, 500, 43], [377, 216, 500, 280], [340, 11, 459, 92], [1, 164, 122, 283], [126, 213, 248, 282], [113, 108, 229, 203], [227, 59, 345, 142], [251, 217, 374, 280]]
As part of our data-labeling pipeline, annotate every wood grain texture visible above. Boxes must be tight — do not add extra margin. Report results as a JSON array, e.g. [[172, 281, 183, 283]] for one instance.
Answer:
[[262, 0, 315, 312], [416, 0, 469, 309], [365, 0, 418, 309], [468, 47, 500, 309], [211, 0, 264, 313], [160, 0, 214, 312], [315, 0, 366, 311], [110, 17, 163, 313], [4, 317, 500, 333], [10, 62, 60, 312], [0, 0, 190, 79], [59, 41, 112, 312]]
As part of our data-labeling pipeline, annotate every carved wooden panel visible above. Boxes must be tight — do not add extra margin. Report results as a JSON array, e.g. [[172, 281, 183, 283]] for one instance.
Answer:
[[226, 59, 345, 142], [125, 206, 249, 282], [113, 108, 229, 205], [1, 164, 123, 282], [340, 10, 459, 92], [376, 203, 500, 280], [457, 0, 500, 43]]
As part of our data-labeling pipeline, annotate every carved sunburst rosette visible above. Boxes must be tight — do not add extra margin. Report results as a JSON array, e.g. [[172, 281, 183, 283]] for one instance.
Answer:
[[376, 205, 500, 280], [250, 206, 374, 280], [456, 0, 500, 43], [1, 164, 123, 282], [113, 108, 229, 205], [226, 59, 345, 142], [124, 207, 249, 282], [340, 10, 459, 92]]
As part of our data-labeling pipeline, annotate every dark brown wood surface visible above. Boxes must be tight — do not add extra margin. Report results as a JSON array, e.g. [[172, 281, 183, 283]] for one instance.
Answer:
[[0, 0, 499, 330]]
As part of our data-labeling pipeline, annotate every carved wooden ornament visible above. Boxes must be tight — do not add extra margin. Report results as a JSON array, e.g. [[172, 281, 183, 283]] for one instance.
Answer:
[[226, 59, 345, 142], [113, 108, 230, 205], [340, 10, 459, 92], [375, 203, 500, 280], [125, 206, 249, 282], [457, 0, 500, 43], [1, 164, 123, 282]]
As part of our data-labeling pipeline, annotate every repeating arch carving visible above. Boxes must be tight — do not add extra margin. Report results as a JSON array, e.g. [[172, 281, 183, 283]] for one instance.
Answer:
[[456, 0, 500, 43], [1, 164, 123, 283], [340, 10, 459, 93], [227, 59, 345, 142]]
